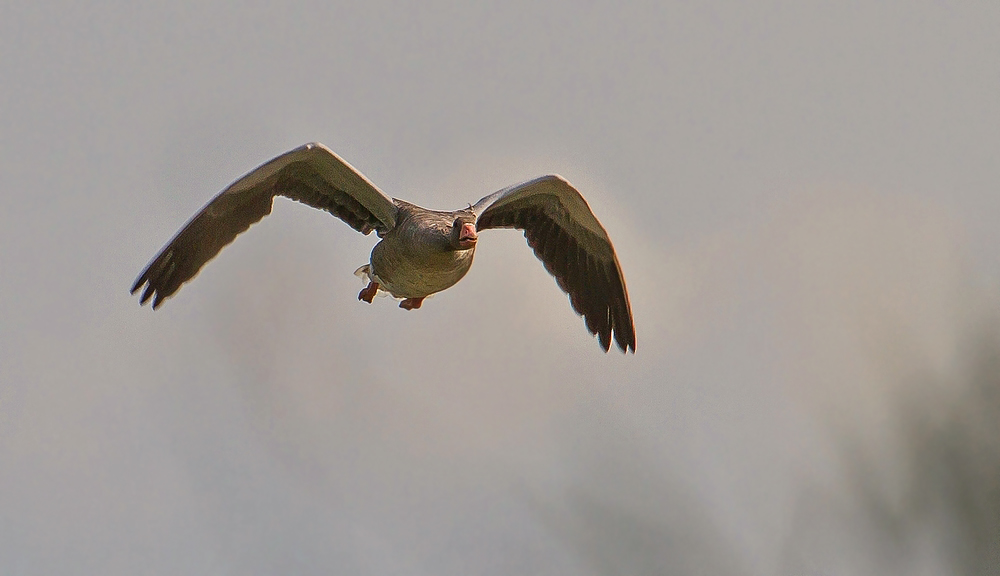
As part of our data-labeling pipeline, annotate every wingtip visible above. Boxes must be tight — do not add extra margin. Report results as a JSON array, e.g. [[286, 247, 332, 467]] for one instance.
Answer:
[[138, 284, 154, 306], [598, 330, 612, 352], [130, 274, 145, 295], [612, 330, 636, 354], [614, 343, 636, 354]]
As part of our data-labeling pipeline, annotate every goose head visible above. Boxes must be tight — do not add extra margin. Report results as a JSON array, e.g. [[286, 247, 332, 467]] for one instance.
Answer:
[[449, 215, 478, 251]]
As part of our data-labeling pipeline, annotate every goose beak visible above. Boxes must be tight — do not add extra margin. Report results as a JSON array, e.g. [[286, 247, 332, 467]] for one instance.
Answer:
[[458, 223, 478, 249]]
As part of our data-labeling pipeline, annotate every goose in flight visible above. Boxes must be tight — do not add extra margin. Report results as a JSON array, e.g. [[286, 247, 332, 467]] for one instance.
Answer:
[[131, 143, 635, 352]]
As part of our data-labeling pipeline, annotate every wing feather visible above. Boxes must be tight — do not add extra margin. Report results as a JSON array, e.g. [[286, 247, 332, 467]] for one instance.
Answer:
[[474, 175, 635, 353], [131, 143, 397, 308]]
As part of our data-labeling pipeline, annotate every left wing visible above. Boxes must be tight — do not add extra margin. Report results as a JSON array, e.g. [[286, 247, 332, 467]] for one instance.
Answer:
[[473, 176, 635, 353]]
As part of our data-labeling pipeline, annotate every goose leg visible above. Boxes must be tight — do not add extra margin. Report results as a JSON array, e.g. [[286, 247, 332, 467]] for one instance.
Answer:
[[399, 297, 424, 310], [358, 281, 379, 303]]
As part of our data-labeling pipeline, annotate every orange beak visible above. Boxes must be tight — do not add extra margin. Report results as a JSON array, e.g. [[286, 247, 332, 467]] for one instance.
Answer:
[[458, 222, 478, 248]]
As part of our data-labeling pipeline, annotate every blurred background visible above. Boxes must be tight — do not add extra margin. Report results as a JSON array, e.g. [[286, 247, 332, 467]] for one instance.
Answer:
[[2, 1, 999, 574]]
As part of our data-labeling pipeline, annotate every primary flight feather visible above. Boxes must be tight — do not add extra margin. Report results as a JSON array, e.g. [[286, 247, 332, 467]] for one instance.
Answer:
[[132, 143, 635, 352]]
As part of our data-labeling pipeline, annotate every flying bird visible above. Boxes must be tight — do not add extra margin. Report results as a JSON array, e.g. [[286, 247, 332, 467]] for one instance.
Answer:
[[131, 143, 635, 352]]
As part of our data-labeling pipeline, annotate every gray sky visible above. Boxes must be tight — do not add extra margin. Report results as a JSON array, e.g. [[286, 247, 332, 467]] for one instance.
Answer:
[[2, 1, 1000, 574]]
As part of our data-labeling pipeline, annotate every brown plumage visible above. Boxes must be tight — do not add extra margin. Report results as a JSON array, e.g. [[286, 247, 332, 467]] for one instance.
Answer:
[[132, 142, 635, 352]]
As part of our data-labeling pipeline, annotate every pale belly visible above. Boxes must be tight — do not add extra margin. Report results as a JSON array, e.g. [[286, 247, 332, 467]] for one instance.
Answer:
[[364, 241, 476, 299]]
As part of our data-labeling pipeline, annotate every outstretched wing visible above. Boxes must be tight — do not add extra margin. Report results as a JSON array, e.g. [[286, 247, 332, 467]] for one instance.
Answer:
[[473, 175, 635, 353], [131, 142, 398, 308]]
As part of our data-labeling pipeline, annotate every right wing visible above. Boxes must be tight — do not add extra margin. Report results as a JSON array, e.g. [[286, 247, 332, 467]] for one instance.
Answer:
[[131, 142, 398, 308]]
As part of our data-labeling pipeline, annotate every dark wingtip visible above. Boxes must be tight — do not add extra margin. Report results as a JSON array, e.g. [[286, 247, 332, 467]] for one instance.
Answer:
[[138, 284, 155, 306], [598, 328, 612, 352], [612, 340, 633, 354], [612, 327, 636, 354]]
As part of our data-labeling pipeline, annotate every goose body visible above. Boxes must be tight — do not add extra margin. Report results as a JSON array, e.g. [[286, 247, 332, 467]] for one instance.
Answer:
[[362, 201, 478, 300], [132, 143, 635, 352]]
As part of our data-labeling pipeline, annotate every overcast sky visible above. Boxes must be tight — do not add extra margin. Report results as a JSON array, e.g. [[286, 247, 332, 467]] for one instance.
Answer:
[[2, 1, 1000, 574]]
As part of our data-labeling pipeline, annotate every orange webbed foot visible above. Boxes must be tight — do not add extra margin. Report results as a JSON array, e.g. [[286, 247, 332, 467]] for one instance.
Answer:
[[399, 297, 424, 310], [358, 281, 379, 303]]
